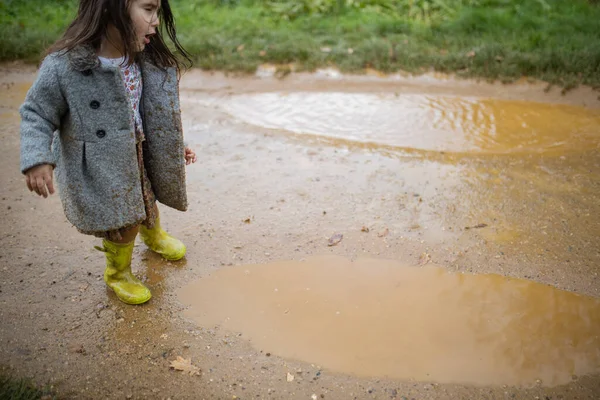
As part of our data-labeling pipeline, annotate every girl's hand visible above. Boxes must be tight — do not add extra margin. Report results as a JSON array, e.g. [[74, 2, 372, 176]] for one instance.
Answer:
[[25, 164, 55, 198], [184, 146, 197, 165]]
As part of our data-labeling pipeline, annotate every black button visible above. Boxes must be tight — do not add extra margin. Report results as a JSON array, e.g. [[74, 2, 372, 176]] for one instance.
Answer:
[[82, 70, 92, 76], [90, 100, 100, 109], [96, 130, 106, 138]]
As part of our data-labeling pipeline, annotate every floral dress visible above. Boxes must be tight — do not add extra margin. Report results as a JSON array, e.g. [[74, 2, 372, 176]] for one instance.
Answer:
[[81, 56, 158, 241]]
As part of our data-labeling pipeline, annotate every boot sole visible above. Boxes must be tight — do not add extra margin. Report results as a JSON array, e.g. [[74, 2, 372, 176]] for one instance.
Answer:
[[162, 252, 186, 261], [106, 287, 152, 305]]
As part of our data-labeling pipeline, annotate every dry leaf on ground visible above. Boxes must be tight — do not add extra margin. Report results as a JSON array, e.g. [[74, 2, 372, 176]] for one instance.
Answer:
[[361, 226, 370, 233], [170, 356, 201, 376], [328, 233, 343, 246]]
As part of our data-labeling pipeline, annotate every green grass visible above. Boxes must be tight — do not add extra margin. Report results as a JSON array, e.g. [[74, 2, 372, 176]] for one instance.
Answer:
[[1, 0, 599, 88], [0, 371, 55, 400]]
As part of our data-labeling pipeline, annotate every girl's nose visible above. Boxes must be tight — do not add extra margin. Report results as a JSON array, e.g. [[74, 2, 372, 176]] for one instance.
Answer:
[[151, 13, 159, 27]]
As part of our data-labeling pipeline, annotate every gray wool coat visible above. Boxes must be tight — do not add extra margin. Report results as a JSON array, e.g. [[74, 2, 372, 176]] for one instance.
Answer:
[[20, 45, 188, 233]]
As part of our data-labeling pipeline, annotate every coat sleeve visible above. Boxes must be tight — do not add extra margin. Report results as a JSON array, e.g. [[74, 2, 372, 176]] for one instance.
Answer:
[[19, 56, 68, 174]]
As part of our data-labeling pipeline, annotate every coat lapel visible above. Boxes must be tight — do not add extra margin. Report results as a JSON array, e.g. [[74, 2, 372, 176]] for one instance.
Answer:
[[67, 44, 100, 71]]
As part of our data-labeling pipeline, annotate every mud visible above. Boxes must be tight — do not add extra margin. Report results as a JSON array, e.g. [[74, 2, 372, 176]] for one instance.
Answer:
[[1, 62, 599, 399]]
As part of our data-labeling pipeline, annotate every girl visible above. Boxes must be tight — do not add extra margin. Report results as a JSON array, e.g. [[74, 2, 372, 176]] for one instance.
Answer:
[[20, 0, 197, 305]]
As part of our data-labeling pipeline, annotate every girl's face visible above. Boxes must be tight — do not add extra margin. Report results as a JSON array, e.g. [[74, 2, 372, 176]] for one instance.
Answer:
[[128, 0, 160, 51]]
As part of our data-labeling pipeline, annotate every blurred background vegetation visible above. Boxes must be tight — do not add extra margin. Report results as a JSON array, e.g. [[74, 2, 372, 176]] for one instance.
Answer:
[[1, 0, 599, 88]]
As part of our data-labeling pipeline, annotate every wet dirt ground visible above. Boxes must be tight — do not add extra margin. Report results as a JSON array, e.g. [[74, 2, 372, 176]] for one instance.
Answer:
[[1, 62, 599, 399]]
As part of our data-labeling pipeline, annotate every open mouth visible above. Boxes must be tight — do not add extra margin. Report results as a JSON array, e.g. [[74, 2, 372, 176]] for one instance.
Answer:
[[144, 34, 153, 44]]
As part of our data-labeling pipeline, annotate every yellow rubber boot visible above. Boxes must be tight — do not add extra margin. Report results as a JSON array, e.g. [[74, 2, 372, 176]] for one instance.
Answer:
[[139, 217, 186, 261], [101, 239, 152, 305]]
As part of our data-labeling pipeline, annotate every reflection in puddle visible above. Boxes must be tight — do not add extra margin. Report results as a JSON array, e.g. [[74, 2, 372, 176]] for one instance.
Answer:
[[180, 256, 600, 387], [215, 93, 600, 154]]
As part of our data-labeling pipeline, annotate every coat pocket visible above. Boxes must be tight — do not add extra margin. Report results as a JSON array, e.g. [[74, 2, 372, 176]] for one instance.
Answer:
[[83, 132, 138, 186]]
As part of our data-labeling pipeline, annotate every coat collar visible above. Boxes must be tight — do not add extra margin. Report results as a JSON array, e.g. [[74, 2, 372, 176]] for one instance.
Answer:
[[67, 44, 100, 72], [67, 44, 152, 72]]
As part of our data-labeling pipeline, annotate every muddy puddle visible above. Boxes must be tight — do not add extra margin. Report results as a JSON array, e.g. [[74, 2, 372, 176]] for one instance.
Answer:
[[198, 92, 600, 154], [180, 256, 600, 388]]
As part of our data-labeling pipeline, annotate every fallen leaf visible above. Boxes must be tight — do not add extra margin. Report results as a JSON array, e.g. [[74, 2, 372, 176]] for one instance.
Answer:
[[328, 233, 343, 246], [287, 372, 295, 382], [418, 252, 431, 266], [361, 226, 370, 233], [243, 217, 252, 224], [320, 47, 332, 53], [170, 356, 201, 376], [465, 223, 488, 230], [377, 228, 389, 237]]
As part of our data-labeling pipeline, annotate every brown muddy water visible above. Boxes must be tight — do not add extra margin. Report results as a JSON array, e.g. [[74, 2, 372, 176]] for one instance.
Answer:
[[180, 256, 600, 387], [1, 64, 600, 399], [199, 92, 600, 154]]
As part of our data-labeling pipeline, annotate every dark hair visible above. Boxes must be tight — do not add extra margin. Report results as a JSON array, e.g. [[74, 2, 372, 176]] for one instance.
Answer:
[[47, 0, 192, 73]]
